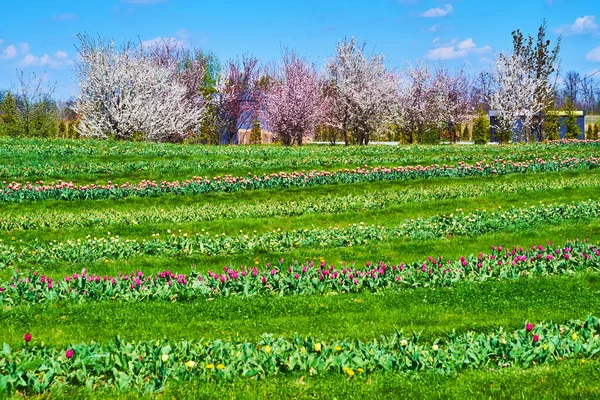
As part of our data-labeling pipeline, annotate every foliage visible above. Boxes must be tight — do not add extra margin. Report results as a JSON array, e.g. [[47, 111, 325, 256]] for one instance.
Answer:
[[562, 98, 581, 140], [0, 156, 599, 203], [2, 316, 600, 394], [0, 199, 599, 266], [3, 240, 600, 303], [472, 108, 490, 144], [249, 118, 262, 144]]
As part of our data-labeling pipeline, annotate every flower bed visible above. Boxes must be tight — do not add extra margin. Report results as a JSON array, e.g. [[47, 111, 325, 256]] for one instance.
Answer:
[[1, 239, 598, 303], [1, 200, 599, 267], [2, 316, 599, 394], [0, 157, 598, 203]]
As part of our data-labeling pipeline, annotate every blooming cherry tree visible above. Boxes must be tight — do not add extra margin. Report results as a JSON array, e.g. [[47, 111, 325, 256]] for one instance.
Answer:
[[74, 35, 204, 142], [325, 38, 398, 145], [430, 65, 472, 142], [489, 52, 544, 143], [398, 61, 434, 143], [262, 51, 324, 146]]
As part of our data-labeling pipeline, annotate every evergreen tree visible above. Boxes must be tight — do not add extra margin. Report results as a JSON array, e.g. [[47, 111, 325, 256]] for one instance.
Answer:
[[67, 120, 77, 139], [250, 118, 262, 144], [0, 91, 19, 136], [472, 108, 490, 144], [594, 123, 600, 140], [462, 124, 470, 141], [58, 120, 67, 138], [562, 98, 581, 140], [587, 124, 594, 140]]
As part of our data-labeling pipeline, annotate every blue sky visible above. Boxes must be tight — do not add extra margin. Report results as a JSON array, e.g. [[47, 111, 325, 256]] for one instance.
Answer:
[[1, 0, 599, 99]]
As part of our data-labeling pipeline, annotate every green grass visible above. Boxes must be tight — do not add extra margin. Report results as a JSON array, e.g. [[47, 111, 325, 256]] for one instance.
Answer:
[[3, 273, 600, 347], [3, 139, 600, 398]]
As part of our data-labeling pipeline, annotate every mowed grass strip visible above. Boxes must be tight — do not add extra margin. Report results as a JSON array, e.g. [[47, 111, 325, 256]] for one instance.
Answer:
[[1, 273, 599, 346]]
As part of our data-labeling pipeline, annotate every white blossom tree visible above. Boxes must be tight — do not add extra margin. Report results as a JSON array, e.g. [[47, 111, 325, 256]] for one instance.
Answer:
[[325, 38, 398, 145], [74, 35, 204, 142], [398, 61, 435, 143], [430, 65, 473, 142], [262, 50, 324, 146], [489, 52, 544, 143]]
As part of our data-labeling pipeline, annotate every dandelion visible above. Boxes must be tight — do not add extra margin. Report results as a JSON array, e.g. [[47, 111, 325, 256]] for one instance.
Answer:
[[345, 368, 355, 377], [572, 333, 578, 341], [206, 363, 214, 369], [314, 343, 322, 352], [357, 368, 364, 373], [265, 345, 272, 354], [335, 345, 342, 351], [185, 360, 196, 368], [217, 363, 225, 370]]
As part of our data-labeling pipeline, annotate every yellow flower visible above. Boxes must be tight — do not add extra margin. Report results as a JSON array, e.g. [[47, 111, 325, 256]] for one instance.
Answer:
[[314, 343, 322, 352], [432, 344, 439, 351], [206, 363, 214, 369], [400, 339, 408, 347], [345, 369, 355, 377], [185, 360, 196, 368], [357, 368, 364, 373], [335, 345, 342, 351], [255, 260, 259, 264], [572, 333, 578, 341], [369, 349, 374, 356], [217, 363, 225, 370], [161, 354, 169, 362], [265, 345, 272, 354]]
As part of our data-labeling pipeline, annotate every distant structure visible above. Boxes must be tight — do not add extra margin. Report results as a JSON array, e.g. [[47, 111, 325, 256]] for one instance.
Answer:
[[488, 110, 586, 142]]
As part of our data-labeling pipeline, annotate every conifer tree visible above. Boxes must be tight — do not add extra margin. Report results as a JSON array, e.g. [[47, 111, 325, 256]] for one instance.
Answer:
[[472, 108, 490, 144]]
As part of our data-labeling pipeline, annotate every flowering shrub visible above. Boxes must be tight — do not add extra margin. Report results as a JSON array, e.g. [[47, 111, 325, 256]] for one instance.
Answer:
[[1, 316, 600, 394], [0, 157, 598, 203], [2, 174, 599, 232], [0, 200, 598, 267], [1, 239, 599, 303]]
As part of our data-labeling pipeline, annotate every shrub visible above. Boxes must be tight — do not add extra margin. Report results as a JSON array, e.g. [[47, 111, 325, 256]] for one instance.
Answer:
[[472, 109, 490, 144]]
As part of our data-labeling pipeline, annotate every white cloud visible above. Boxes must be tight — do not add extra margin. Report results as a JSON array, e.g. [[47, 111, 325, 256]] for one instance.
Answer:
[[555, 15, 598, 35], [1, 45, 17, 59], [587, 46, 600, 61], [421, 4, 453, 18], [429, 24, 441, 32], [427, 38, 491, 60], [19, 50, 71, 68]]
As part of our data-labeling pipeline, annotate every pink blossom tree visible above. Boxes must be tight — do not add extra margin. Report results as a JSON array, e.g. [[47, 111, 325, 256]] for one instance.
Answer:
[[262, 50, 324, 146]]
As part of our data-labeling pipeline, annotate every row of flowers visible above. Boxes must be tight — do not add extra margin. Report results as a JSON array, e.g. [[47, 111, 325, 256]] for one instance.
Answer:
[[3, 137, 599, 160], [0, 200, 598, 267], [2, 316, 600, 394], [1, 239, 598, 303], [1, 157, 599, 203], [2, 173, 597, 232], [3, 145, 600, 181]]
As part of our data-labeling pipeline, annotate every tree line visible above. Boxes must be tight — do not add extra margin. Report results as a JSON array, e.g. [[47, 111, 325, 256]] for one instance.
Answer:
[[1, 20, 598, 145]]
